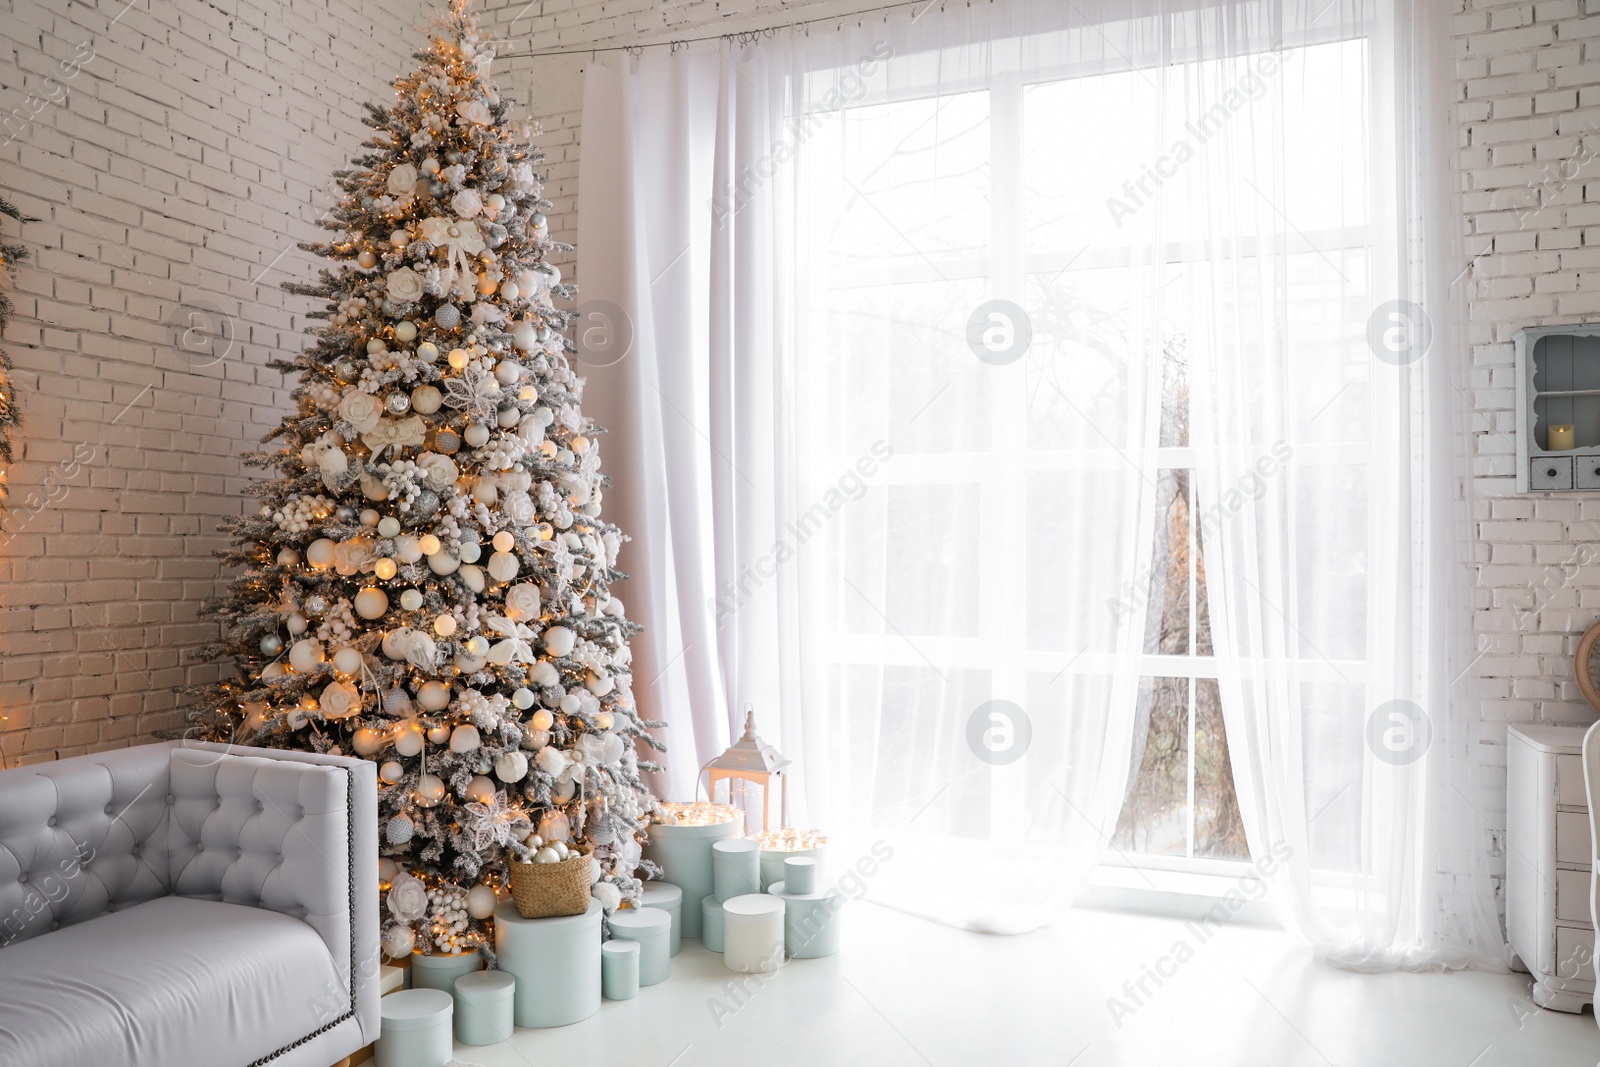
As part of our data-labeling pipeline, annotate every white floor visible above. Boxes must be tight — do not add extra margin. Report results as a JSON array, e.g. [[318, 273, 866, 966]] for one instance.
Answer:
[[453, 903, 1599, 1067]]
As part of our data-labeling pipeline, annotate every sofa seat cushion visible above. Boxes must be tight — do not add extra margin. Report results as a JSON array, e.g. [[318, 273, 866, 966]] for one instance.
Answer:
[[0, 895, 346, 1067]]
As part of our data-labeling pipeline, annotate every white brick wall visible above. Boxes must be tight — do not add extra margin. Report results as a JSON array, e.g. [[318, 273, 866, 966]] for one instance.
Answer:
[[1455, 0, 1600, 893], [0, 0, 430, 765]]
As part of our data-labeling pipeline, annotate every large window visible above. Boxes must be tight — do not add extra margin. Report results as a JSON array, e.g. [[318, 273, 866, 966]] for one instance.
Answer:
[[789, 30, 1372, 874]]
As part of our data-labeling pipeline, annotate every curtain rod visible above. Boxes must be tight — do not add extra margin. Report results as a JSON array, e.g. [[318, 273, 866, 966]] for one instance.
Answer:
[[485, 0, 973, 59]]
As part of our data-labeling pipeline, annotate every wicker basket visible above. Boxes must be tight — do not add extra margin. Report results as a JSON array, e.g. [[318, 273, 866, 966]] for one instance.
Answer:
[[510, 855, 592, 919]]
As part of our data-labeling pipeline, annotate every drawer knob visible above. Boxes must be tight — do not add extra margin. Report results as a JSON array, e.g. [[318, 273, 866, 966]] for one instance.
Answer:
[[1548, 468, 1558, 477]]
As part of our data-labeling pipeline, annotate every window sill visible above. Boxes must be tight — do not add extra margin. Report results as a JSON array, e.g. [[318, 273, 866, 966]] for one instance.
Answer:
[[1077, 862, 1280, 928]]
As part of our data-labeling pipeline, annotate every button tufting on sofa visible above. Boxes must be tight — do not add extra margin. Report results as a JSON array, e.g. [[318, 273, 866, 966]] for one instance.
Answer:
[[0, 741, 381, 1066]]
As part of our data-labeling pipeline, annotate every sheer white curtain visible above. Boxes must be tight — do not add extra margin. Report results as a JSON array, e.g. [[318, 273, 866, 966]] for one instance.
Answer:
[[1177, 0, 1506, 969], [580, 0, 1505, 956], [578, 47, 785, 805]]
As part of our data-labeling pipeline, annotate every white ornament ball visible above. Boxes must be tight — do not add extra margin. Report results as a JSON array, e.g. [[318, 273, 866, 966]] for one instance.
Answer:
[[450, 724, 481, 753], [377, 515, 401, 538], [383, 924, 416, 959], [543, 626, 576, 657], [512, 322, 538, 351], [400, 589, 424, 611], [306, 538, 338, 569], [495, 751, 529, 783], [492, 530, 515, 552], [534, 847, 560, 864], [379, 760, 404, 784], [367, 338, 387, 355], [395, 725, 424, 757], [454, 650, 487, 673], [427, 724, 451, 745], [466, 774, 495, 802], [592, 881, 622, 911], [512, 687, 534, 709], [288, 639, 325, 673], [386, 814, 415, 844], [464, 423, 491, 448], [357, 249, 377, 269], [411, 385, 442, 415], [494, 360, 521, 386], [458, 564, 485, 593], [354, 587, 389, 620], [390, 230, 410, 248], [466, 886, 498, 920], [284, 612, 307, 636], [379, 858, 399, 883], [395, 320, 418, 342], [417, 680, 451, 711], [262, 661, 289, 681], [530, 661, 559, 687], [394, 534, 422, 563], [487, 551, 519, 582], [276, 547, 300, 567], [415, 774, 446, 806], [427, 551, 460, 576], [464, 635, 490, 657], [332, 647, 363, 676], [531, 709, 554, 731], [417, 341, 439, 363]]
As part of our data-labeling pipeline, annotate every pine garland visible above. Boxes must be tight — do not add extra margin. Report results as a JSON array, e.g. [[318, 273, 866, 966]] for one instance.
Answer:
[[0, 192, 29, 520]]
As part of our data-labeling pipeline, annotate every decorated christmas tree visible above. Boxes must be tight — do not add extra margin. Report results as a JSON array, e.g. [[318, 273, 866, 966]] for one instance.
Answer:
[[192, 0, 661, 959]]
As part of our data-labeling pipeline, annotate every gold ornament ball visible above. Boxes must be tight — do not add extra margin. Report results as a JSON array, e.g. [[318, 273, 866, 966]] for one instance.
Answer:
[[374, 557, 398, 581], [357, 249, 378, 269], [417, 680, 451, 711], [354, 587, 390, 620], [306, 538, 338, 569]]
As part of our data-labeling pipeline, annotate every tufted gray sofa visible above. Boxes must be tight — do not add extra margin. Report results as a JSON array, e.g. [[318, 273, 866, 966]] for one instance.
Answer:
[[0, 740, 380, 1066]]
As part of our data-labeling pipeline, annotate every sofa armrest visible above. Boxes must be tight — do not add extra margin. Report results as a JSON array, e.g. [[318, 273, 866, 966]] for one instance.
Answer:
[[167, 742, 380, 1047]]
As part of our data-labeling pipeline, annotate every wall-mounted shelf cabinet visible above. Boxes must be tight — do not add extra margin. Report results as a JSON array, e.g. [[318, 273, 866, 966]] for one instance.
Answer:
[[1515, 326, 1600, 492]]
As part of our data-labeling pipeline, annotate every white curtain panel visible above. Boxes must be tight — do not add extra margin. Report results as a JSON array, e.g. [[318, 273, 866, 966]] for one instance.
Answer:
[[1178, 0, 1506, 969], [579, 0, 1504, 959]]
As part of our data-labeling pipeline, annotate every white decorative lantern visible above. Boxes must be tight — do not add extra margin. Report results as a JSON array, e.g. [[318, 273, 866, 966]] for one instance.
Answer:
[[704, 708, 790, 835]]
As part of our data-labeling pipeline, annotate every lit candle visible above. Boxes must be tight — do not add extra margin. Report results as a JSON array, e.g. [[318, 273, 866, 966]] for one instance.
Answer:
[[1548, 424, 1576, 451], [751, 828, 829, 891]]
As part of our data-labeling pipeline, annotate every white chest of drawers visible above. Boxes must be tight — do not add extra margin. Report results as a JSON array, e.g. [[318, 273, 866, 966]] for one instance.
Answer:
[[1507, 723, 1595, 1012]]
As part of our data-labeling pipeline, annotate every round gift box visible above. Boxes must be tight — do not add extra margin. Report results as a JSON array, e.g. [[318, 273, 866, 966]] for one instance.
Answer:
[[701, 895, 726, 953], [377, 988, 453, 1067], [641, 882, 684, 956], [494, 898, 602, 1027], [602, 939, 640, 1001], [712, 839, 762, 903], [644, 817, 741, 938], [410, 948, 481, 992], [722, 894, 785, 974], [452, 970, 515, 1046], [769, 880, 843, 959], [758, 845, 827, 891], [609, 906, 672, 986]]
